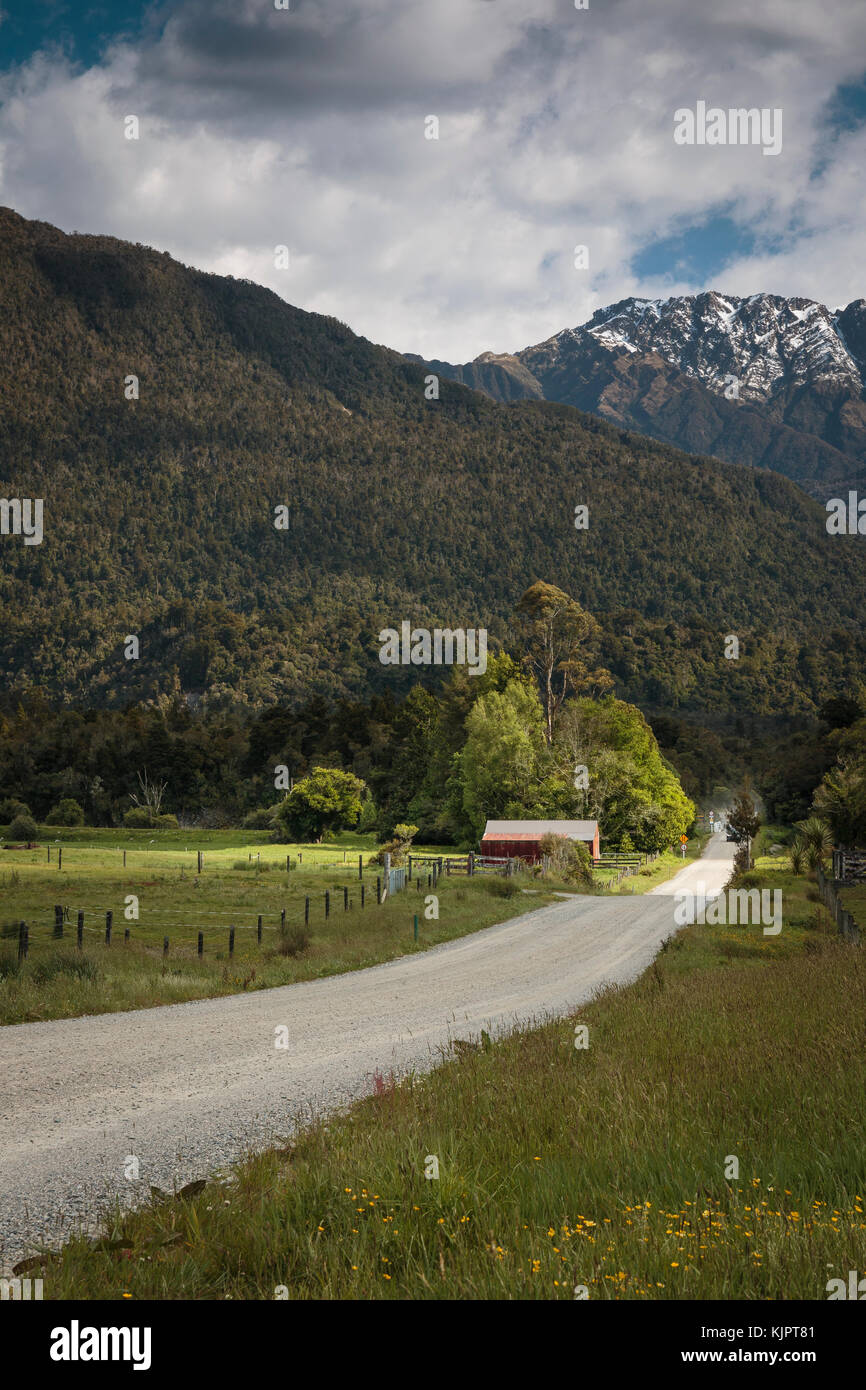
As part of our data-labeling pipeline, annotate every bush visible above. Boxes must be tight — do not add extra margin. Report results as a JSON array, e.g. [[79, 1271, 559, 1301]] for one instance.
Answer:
[[372, 823, 419, 867], [0, 798, 31, 823], [122, 808, 178, 829], [538, 833, 592, 885], [7, 812, 38, 841], [273, 926, 311, 958], [45, 798, 85, 826], [789, 838, 807, 875], [0, 947, 20, 979], [30, 952, 101, 984], [242, 806, 278, 830], [482, 876, 520, 898], [733, 869, 762, 888]]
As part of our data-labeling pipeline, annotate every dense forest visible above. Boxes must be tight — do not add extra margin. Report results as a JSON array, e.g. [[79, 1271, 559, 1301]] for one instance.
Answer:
[[1, 207, 865, 721], [0, 648, 861, 844]]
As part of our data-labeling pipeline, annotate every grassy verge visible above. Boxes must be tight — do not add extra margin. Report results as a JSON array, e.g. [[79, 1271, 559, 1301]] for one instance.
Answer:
[[594, 832, 710, 895], [839, 882, 866, 933], [36, 852, 866, 1300], [0, 834, 564, 1024]]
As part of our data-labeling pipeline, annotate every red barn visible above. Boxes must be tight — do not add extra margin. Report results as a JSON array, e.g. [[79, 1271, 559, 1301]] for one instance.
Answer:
[[480, 819, 600, 864]]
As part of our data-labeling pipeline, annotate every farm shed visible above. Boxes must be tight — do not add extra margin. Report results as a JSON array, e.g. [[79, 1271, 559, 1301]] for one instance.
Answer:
[[480, 819, 600, 864]]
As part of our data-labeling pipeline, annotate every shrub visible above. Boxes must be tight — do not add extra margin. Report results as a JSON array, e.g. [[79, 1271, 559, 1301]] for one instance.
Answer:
[[734, 869, 762, 888], [0, 947, 20, 979], [242, 806, 278, 830], [7, 812, 37, 841], [273, 926, 311, 958], [31, 951, 101, 984], [0, 798, 31, 823], [538, 833, 592, 885], [789, 838, 807, 875], [482, 876, 520, 898], [46, 798, 85, 826], [123, 807, 178, 829]]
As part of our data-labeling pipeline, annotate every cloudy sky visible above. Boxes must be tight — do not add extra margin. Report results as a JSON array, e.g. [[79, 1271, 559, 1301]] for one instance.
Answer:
[[1, 0, 865, 360]]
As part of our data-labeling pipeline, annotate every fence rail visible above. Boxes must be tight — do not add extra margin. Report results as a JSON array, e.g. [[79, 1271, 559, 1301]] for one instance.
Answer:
[[2, 877, 407, 962], [816, 867, 861, 945], [832, 849, 866, 883]]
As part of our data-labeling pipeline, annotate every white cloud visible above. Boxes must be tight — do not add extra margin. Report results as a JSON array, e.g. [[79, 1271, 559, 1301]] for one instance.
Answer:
[[0, 0, 865, 359]]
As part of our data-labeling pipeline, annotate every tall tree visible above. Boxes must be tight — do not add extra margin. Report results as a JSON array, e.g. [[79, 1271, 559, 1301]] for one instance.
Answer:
[[512, 583, 607, 743], [727, 786, 760, 846]]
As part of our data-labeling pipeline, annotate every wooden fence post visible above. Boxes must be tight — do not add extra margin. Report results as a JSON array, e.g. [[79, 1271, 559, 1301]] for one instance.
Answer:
[[105, 910, 112, 945], [229, 927, 235, 956], [197, 851, 203, 874], [376, 876, 382, 904], [58, 848, 62, 871], [257, 915, 263, 943], [325, 891, 330, 918], [198, 932, 203, 956], [359, 854, 363, 880], [344, 886, 348, 911], [77, 910, 84, 950], [361, 884, 365, 909], [163, 937, 169, 957], [305, 896, 310, 924], [18, 922, 27, 961], [54, 905, 63, 938]]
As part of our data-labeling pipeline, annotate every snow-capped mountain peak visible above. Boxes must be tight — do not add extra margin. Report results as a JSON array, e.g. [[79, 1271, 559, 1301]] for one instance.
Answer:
[[559, 291, 863, 399]]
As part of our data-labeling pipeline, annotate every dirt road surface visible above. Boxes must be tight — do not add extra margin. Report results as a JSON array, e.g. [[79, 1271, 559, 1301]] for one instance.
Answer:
[[0, 832, 735, 1269]]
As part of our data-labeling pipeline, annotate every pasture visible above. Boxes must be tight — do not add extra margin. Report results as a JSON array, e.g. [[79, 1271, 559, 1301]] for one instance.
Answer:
[[0, 829, 561, 1024]]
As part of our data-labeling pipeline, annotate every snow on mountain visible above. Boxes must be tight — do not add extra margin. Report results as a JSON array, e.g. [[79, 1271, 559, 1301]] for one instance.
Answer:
[[539, 291, 864, 400]]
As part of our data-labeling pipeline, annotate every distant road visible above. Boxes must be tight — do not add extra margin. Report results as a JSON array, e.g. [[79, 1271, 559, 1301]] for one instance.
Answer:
[[0, 832, 735, 1269]]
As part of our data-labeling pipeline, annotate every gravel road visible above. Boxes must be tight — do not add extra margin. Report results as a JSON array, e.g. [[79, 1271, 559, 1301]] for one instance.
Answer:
[[0, 833, 735, 1270]]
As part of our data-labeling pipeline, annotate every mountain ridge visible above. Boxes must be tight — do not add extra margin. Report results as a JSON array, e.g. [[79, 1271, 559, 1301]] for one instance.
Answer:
[[1, 207, 864, 719], [411, 291, 866, 499]]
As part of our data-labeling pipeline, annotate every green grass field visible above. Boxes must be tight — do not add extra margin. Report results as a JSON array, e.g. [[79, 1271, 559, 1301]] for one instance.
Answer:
[[0, 830, 565, 1024], [31, 849, 866, 1300]]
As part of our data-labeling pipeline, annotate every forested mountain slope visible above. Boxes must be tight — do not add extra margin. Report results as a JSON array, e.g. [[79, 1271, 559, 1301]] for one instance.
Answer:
[[1, 207, 864, 716]]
